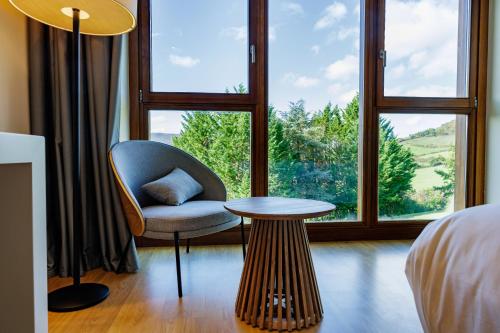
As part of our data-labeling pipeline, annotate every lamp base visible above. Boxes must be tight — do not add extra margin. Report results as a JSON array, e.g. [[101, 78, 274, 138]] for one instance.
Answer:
[[48, 283, 109, 312]]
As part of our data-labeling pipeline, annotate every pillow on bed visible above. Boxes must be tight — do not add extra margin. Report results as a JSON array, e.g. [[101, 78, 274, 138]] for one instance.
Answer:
[[405, 204, 500, 333], [142, 168, 203, 206]]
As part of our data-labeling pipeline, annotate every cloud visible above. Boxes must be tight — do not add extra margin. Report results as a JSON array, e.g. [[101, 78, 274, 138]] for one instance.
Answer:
[[220, 26, 247, 42], [383, 0, 460, 95], [311, 45, 320, 55], [408, 40, 457, 78], [328, 25, 360, 50], [282, 72, 320, 88], [384, 87, 402, 96], [282, 2, 304, 15], [149, 111, 184, 134], [324, 54, 359, 81], [169, 54, 200, 68], [404, 84, 456, 97], [354, 3, 361, 16], [295, 76, 320, 88], [269, 26, 277, 41], [337, 26, 359, 41], [405, 115, 423, 126], [389, 64, 406, 78], [385, 0, 458, 61], [385, 83, 455, 97], [387, 82, 456, 97], [282, 72, 296, 82], [328, 83, 358, 106], [408, 51, 427, 69], [315, 2, 347, 30]]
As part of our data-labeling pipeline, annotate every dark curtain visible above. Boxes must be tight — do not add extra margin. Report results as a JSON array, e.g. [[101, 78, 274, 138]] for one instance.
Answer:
[[28, 20, 139, 277]]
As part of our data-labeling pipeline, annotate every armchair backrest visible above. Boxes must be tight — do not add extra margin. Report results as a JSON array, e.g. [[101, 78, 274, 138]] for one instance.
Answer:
[[109, 140, 227, 236]]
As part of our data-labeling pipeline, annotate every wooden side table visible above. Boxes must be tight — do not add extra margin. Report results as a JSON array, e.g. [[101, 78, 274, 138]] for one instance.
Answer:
[[225, 197, 336, 331]]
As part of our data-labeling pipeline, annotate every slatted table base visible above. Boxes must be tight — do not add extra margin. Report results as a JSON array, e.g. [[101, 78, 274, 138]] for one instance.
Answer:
[[235, 219, 323, 331]]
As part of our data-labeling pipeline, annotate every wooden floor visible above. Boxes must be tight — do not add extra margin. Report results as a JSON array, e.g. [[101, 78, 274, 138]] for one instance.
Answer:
[[48, 241, 422, 333]]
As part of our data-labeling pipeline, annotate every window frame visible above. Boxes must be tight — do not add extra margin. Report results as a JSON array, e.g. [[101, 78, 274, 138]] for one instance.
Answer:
[[371, 0, 483, 225], [129, 0, 489, 243], [375, 0, 479, 108], [141, 0, 257, 101]]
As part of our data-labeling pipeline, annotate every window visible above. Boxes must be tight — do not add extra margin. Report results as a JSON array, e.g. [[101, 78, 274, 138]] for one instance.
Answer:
[[382, 0, 471, 97], [378, 114, 467, 220], [268, 0, 362, 221], [132, 0, 488, 242], [149, 110, 251, 199], [150, 0, 249, 93]]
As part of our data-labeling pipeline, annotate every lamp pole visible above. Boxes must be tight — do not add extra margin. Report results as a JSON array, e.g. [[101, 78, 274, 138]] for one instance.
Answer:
[[71, 7, 81, 288], [47, 8, 110, 312]]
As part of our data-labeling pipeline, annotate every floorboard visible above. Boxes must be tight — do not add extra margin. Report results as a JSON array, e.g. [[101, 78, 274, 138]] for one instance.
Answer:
[[48, 240, 422, 333]]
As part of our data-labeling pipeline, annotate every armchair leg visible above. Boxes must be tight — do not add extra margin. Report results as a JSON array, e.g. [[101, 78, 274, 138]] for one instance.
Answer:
[[240, 217, 246, 260], [174, 231, 183, 297], [186, 238, 190, 254]]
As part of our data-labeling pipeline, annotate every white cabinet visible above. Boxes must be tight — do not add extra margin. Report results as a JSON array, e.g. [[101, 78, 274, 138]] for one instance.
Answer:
[[0, 133, 47, 333]]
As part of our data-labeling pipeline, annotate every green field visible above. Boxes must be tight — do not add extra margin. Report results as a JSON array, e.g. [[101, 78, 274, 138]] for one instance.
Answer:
[[400, 134, 454, 166], [400, 128, 454, 192], [412, 166, 444, 192], [390, 120, 456, 219]]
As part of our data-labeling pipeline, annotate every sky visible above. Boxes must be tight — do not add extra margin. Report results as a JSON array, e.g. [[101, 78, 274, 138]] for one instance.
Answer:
[[150, 0, 465, 139]]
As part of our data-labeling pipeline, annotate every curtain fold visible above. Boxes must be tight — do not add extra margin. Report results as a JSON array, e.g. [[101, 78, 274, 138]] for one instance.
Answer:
[[28, 20, 139, 277]]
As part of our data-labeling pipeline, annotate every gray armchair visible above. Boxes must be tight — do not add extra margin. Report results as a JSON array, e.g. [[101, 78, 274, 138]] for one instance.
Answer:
[[109, 140, 245, 297]]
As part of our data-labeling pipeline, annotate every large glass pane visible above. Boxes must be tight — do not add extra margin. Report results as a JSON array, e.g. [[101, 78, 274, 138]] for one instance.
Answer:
[[149, 110, 251, 200], [268, 0, 362, 221], [384, 0, 470, 97], [378, 114, 467, 220], [150, 0, 248, 93]]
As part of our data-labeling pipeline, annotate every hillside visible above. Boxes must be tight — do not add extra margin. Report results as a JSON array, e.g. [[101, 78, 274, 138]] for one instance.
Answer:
[[397, 120, 456, 218], [400, 120, 455, 169]]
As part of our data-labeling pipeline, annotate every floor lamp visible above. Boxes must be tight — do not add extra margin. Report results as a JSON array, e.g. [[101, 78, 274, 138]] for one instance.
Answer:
[[8, 0, 137, 312]]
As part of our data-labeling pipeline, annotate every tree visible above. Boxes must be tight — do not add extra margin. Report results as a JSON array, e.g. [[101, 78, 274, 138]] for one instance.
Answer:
[[378, 119, 418, 216], [173, 116, 251, 199], [172, 92, 418, 219], [268, 97, 362, 219], [309, 98, 360, 218], [268, 105, 292, 195], [173, 85, 251, 199], [434, 149, 455, 197]]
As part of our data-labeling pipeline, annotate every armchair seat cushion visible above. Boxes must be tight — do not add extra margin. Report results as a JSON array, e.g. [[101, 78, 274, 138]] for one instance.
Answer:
[[142, 200, 239, 234]]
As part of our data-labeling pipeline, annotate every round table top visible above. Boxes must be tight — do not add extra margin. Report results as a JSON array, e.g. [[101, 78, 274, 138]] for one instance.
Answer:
[[224, 197, 336, 220]]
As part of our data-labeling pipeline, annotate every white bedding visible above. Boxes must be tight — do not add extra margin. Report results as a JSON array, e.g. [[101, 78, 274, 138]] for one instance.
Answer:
[[406, 204, 500, 333]]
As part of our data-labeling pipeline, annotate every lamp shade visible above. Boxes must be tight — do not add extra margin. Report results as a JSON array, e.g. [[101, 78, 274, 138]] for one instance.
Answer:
[[9, 0, 137, 36]]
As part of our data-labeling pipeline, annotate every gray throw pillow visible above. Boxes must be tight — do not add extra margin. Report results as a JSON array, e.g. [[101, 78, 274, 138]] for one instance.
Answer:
[[142, 168, 203, 206]]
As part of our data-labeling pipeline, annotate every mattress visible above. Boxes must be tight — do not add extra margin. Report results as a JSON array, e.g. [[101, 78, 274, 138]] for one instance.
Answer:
[[406, 204, 500, 333]]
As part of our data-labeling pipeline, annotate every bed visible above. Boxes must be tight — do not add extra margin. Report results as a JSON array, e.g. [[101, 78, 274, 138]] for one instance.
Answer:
[[406, 204, 500, 333]]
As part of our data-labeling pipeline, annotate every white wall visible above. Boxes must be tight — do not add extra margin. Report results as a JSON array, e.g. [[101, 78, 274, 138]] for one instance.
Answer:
[[0, 0, 29, 134], [486, 1, 500, 203]]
